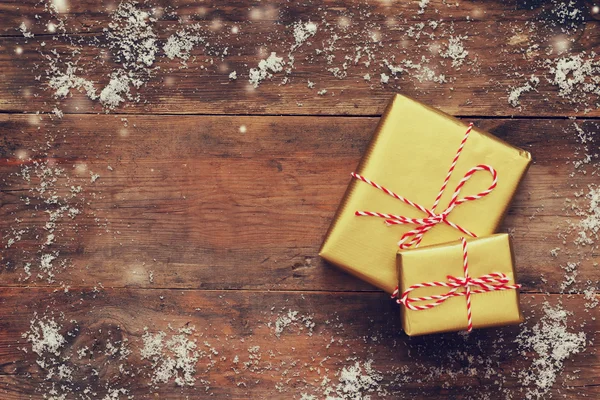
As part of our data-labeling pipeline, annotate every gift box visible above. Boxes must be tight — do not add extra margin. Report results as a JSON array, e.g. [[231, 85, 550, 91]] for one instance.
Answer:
[[319, 94, 531, 293], [396, 234, 523, 336]]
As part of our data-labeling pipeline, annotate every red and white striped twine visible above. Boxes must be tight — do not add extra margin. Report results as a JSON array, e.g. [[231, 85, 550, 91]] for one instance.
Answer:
[[397, 238, 521, 332], [352, 123, 498, 250]]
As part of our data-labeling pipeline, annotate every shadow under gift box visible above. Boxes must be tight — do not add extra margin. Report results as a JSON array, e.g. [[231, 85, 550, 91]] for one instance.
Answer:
[[396, 234, 523, 336], [319, 94, 531, 294]]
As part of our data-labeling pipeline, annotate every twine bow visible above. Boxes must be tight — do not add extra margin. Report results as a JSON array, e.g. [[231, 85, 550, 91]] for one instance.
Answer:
[[397, 237, 521, 332], [351, 123, 497, 250]]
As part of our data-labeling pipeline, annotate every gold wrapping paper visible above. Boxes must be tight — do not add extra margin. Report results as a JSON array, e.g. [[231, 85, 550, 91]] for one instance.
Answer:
[[396, 234, 523, 336], [319, 94, 531, 293]]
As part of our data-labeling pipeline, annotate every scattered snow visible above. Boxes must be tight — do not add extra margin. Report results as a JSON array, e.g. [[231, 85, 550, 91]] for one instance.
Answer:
[[583, 286, 599, 309], [24, 314, 66, 357], [274, 310, 298, 337], [559, 261, 579, 292], [508, 75, 540, 107], [574, 186, 600, 246], [292, 21, 318, 51], [549, 54, 600, 99], [141, 327, 200, 386], [402, 58, 446, 83], [439, 36, 469, 68], [102, 388, 129, 400], [47, 62, 98, 100], [516, 303, 587, 399], [52, 107, 64, 119], [163, 26, 205, 64], [383, 60, 404, 77], [19, 21, 34, 38], [418, 0, 430, 15], [248, 52, 285, 88], [104, 0, 158, 71], [550, 0, 584, 32], [89, 171, 100, 183], [40, 253, 58, 282], [271, 309, 315, 338], [99, 71, 142, 110], [324, 360, 385, 400]]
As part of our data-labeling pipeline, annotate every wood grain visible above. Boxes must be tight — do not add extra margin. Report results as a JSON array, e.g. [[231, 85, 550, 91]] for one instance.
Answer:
[[0, 1, 599, 398], [0, 287, 597, 399], [1, 0, 568, 36], [1, 1, 600, 116], [0, 115, 598, 293]]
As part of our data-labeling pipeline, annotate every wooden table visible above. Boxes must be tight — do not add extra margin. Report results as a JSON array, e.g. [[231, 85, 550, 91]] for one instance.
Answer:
[[0, 1, 598, 399]]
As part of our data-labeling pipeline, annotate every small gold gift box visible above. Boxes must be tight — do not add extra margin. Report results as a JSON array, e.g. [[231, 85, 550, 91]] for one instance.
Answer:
[[396, 234, 523, 336]]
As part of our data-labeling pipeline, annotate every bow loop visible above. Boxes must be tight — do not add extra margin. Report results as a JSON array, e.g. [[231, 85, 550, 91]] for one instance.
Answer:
[[448, 165, 498, 210], [352, 124, 498, 250]]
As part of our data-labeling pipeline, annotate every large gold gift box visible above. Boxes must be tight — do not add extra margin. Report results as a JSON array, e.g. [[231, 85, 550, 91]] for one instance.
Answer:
[[319, 94, 531, 293], [396, 234, 523, 336]]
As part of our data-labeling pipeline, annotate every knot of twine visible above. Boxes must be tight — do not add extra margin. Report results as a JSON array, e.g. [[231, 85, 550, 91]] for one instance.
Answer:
[[395, 237, 521, 332]]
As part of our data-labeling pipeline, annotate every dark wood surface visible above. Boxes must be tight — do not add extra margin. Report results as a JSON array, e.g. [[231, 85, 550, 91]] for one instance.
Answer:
[[0, 1, 598, 399], [0, 289, 598, 399]]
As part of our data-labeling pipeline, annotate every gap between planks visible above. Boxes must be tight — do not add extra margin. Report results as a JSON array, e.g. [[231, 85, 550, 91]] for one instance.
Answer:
[[3, 110, 600, 120], [0, 285, 563, 295]]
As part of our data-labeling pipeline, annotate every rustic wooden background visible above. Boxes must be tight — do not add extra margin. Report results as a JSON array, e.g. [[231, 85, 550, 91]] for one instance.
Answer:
[[0, 0, 598, 399]]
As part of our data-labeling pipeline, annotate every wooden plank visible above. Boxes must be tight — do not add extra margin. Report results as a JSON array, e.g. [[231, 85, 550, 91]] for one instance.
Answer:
[[0, 287, 597, 399], [0, 115, 598, 293], [0, 0, 549, 36], [1, 1, 600, 116]]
